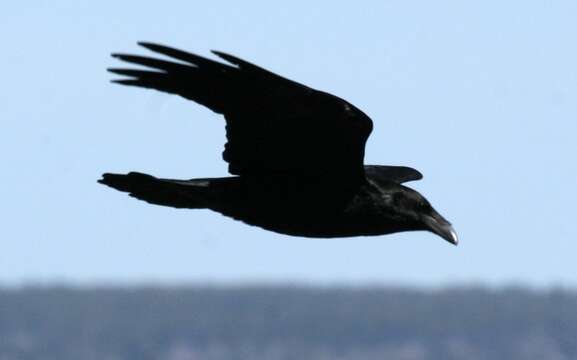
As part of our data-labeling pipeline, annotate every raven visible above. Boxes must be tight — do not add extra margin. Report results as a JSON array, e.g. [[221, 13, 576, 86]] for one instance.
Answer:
[[99, 42, 458, 245]]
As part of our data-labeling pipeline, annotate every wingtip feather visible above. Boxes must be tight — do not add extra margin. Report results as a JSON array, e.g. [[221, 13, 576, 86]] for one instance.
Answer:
[[110, 79, 139, 86], [211, 50, 238, 65], [138, 41, 162, 51]]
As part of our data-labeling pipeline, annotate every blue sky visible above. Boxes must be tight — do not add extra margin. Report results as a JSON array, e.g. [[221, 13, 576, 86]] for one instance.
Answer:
[[1, 1, 576, 287]]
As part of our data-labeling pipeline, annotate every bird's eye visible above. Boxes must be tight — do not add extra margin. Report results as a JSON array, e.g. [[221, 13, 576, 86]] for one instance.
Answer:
[[418, 201, 430, 210]]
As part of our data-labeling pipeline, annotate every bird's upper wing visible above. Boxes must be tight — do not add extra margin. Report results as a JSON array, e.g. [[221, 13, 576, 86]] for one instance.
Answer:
[[109, 43, 373, 181]]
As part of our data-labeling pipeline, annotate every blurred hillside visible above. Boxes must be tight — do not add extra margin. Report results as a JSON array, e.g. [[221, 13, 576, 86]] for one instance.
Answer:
[[0, 286, 575, 360]]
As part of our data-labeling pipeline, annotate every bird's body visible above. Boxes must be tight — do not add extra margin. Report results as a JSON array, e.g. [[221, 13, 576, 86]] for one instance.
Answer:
[[102, 170, 419, 238], [100, 43, 458, 245]]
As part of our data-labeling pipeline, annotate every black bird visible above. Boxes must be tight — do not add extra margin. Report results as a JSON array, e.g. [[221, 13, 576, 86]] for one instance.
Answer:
[[100, 42, 458, 245]]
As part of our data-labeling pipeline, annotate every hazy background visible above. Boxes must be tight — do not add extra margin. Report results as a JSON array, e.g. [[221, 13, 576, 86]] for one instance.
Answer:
[[1, 0, 576, 287]]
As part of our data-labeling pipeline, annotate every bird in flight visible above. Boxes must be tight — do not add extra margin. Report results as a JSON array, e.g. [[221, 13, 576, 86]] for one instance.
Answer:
[[99, 42, 458, 245]]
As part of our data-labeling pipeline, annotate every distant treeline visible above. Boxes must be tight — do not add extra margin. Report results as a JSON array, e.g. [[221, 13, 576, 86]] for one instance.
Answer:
[[0, 286, 575, 360]]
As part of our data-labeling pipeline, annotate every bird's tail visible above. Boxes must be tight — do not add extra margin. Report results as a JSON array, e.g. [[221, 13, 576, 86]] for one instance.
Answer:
[[98, 172, 213, 209]]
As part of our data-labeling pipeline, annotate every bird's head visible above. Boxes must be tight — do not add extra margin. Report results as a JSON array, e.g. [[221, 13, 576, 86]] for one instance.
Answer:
[[387, 186, 458, 245]]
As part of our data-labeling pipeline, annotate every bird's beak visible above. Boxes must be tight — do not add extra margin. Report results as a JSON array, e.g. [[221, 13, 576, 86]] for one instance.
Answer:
[[422, 212, 458, 246]]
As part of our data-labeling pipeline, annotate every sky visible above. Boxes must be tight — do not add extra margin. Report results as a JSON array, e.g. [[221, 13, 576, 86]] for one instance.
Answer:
[[1, 0, 576, 287]]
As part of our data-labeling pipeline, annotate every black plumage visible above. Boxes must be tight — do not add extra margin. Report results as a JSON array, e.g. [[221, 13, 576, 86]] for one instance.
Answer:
[[99, 42, 458, 245]]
